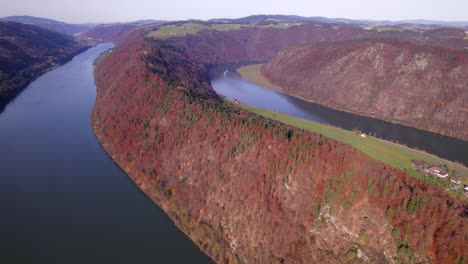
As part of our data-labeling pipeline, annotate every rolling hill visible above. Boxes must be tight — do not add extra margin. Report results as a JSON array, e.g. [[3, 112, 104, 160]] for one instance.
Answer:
[[1, 15, 91, 35]]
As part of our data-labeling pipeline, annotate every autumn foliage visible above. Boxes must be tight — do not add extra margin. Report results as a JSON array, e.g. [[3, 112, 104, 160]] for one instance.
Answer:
[[262, 39, 468, 140], [91, 31, 467, 264]]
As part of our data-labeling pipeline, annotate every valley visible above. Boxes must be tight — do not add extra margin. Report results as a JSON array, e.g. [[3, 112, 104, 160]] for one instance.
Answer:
[[1, 11, 467, 263], [91, 20, 467, 263]]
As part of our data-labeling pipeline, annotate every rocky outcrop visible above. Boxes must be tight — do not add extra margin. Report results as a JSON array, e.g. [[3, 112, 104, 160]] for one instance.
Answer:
[[262, 39, 468, 140], [92, 33, 467, 263]]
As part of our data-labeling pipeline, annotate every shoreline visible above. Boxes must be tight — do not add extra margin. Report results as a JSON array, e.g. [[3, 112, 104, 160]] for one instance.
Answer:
[[236, 64, 466, 142], [91, 129, 218, 263], [0, 44, 92, 113]]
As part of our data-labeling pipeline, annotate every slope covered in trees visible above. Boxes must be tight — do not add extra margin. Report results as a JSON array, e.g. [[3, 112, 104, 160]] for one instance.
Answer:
[[82, 24, 139, 44], [159, 21, 467, 66], [262, 39, 468, 140], [92, 29, 467, 263], [0, 21, 89, 111]]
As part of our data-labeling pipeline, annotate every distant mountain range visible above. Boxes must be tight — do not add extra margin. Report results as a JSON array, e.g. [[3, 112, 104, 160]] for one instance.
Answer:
[[2, 15, 467, 37], [0, 15, 92, 36], [375, 19, 468, 27], [211, 14, 468, 28], [129, 19, 165, 25], [0, 16, 168, 36]]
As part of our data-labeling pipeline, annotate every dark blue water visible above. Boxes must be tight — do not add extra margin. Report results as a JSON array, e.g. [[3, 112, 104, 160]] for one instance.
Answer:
[[0, 44, 212, 264], [211, 70, 468, 166]]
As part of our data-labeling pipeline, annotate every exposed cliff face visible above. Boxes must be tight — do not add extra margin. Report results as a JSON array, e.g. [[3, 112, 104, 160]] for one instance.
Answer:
[[0, 21, 89, 111], [92, 34, 467, 263], [262, 39, 468, 141]]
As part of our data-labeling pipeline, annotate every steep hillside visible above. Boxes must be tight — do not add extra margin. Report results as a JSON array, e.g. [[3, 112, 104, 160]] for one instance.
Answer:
[[0, 15, 90, 35], [92, 33, 467, 263], [0, 21, 89, 111], [166, 23, 373, 64], [148, 22, 467, 73], [262, 39, 468, 140]]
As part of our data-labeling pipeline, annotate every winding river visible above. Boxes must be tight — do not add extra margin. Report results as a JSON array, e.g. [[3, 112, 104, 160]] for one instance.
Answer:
[[1, 43, 466, 263], [0, 44, 212, 263], [211, 68, 468, 166]]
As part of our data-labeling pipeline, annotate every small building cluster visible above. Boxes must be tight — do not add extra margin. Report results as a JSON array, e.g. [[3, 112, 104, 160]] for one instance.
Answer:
[[411, 160, 468, 196], [411, 160, 449, 178], [424, 166, 449, 178]]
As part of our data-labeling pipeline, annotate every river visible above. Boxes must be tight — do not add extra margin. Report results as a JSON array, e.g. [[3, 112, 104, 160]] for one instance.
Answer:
[[211, 69, 468, 166], [0, 44, 212, 263]]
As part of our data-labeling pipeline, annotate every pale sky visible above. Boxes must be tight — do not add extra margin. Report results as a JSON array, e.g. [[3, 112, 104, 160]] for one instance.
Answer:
[[0, 0, 467, 24]]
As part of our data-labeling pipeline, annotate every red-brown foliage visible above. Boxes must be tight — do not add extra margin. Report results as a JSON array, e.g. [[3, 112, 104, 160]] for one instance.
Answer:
[[92, 34, 467, 263]]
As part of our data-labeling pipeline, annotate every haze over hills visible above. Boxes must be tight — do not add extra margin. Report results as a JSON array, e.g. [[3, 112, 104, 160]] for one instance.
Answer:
[[0, 15, 92, 35], [2, 14, 467, 33], [212, 14, 468, 28]]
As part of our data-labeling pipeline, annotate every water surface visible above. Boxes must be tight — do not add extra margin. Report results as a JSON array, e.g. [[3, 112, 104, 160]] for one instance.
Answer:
[[211, 69, 468, 166], [0, 44, 212, 264]]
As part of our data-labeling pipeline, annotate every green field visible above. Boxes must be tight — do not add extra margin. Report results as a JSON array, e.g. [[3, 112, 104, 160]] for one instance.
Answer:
[[361, 26, 405, 32], [236, 65, 467, 199], [146, 23, 245, 38], [261, 22, 303, 29], [237, 64, 284, 92], [147, 22, 304, 39]]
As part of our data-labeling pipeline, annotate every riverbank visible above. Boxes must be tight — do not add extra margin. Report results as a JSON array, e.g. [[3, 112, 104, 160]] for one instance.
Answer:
[[239, 103, 467, 199], [237, 64, 466, 141], [92, 131, 216, 263], [0, 43, 213, 263]]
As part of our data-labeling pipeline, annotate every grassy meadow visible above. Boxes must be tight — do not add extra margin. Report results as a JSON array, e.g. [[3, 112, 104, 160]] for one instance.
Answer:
[[147, 22, 304, 39]]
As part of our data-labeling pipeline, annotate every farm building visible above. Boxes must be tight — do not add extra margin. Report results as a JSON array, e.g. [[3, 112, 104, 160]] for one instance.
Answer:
[[424, 166, 449, 178]]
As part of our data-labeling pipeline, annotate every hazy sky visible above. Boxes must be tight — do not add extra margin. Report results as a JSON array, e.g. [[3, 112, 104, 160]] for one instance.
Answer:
[[1, 0, 467, 24]]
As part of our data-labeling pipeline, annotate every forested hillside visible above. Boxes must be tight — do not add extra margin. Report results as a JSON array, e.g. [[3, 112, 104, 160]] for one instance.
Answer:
[[262, 39, 468, 140], [92, 32, 467, 263], [0, 21, 89, 111]]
